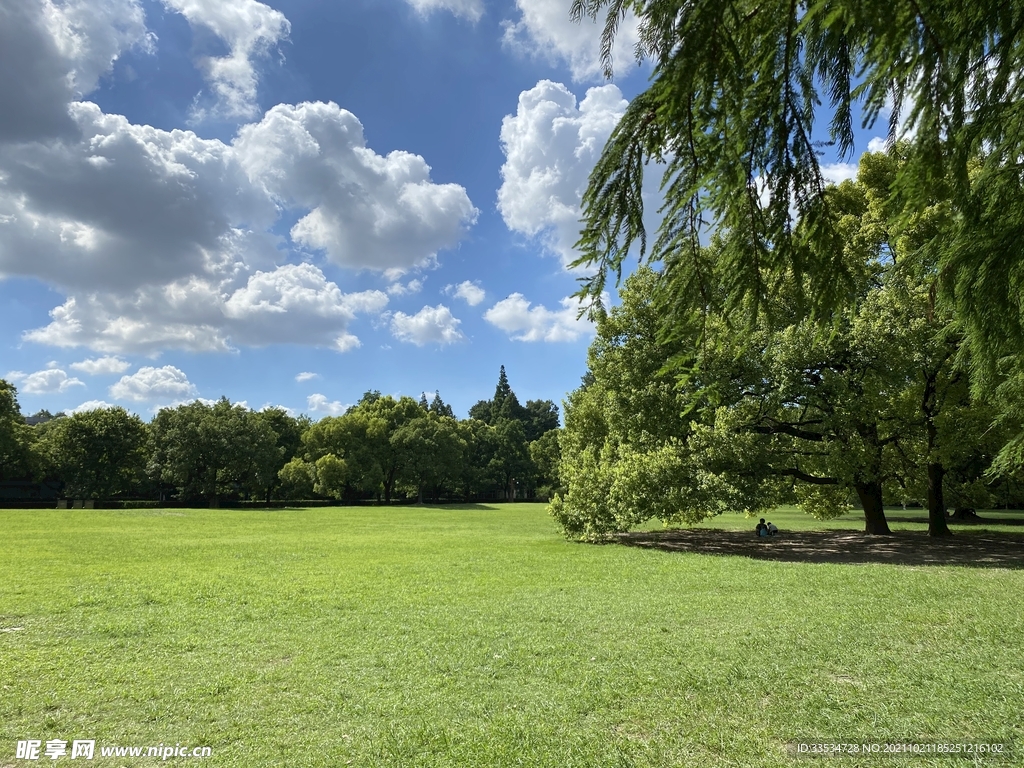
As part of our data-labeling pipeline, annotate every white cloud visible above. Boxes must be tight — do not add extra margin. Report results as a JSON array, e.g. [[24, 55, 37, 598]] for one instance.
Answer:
[[0, 100, 277, 293], [387, 278, 423, 296], [0, 0, 78, 142], [390, 304, 464, 346], [42, 0, 154, 96], [501, 0, 642, 82], [69, 355, 130, 375], [867, 136, 888, 154], [259, 402, 298, 416], [306, 393, 346, 416], [2, 6, 473, 359], [444, 280, 485, 306], [223, 263, 388, 349], [821, 162, 860, 185], [236, 101, 477, 273], [161, 0, 290, 120], [484, 293, 595, 342], [6, 367, 85, 393], [498, 80, 661, 267], [25, 289, 234, 354], [68, 399, 116, 413], [295, 371, 320, 383], [404, 0, 483, 22], [109, 365, 197, 402]]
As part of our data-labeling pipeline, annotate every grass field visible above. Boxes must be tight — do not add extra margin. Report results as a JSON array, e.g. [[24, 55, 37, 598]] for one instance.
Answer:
[[1, 504, 1022, 767]]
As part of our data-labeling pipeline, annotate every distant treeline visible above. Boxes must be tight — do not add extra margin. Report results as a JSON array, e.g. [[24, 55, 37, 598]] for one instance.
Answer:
[[0, 366, 561, 506]]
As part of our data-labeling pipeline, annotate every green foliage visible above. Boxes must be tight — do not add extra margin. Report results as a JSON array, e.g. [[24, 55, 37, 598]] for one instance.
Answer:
[[489, 419, 534, 501], [4, 372, 552, 505], [277, 457, 315, 499], [555, 152, 1015, 537], [528, 428, 561, 493], [0, 380, 36, 482], [313, 454, 348, 500], [571, 0, 1024, 398], [427, 391, 455, 419], [523, 399, 559, 442], [40, 407, 148, 499], [469, 366, 559, 442], [393, 414, 467, 502], [149, 398, 284, 503]]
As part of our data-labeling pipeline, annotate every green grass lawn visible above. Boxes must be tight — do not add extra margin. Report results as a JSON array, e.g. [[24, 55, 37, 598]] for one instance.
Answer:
[[1, 504, 1021, 767]]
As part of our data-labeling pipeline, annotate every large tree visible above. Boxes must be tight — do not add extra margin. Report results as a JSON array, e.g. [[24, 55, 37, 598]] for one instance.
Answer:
[[571, 0, 1024, 428], [553, 154, 1010, 537], [303, 395, 425, 503], [149, 398, 282, 504], [40, 407, 149, 500], [393, 414, 466, 503]]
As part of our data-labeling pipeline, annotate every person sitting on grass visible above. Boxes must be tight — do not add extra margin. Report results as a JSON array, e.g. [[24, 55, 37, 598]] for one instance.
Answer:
[[755, 519, 767, 537], [766, 521, 779, 536]]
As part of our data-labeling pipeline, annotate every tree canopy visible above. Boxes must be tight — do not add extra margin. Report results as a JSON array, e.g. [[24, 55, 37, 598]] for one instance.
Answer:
[[571, 0, 1024, 393], [553, 150, 1017, 538]]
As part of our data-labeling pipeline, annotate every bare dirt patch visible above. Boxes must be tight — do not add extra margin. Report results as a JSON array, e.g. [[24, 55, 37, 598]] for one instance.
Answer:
[[615, 528, 1024, 568]]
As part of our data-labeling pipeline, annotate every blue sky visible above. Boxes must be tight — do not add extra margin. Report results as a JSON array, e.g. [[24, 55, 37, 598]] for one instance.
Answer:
[[0, 0, 882, 421]]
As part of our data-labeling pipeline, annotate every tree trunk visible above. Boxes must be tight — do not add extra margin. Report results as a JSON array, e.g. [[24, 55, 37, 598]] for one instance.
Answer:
[[926, 461, 952, 537], [855, 481, 891, 534], [417, 484, 423, 505]]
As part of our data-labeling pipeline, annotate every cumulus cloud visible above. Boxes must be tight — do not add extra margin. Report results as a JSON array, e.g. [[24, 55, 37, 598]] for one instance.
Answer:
[[68, 399, 116, 413], [0, 100, 278, 293], [404, 0, 483, 22], [501, 0, 642, 82], [109, 365, 197, 402], [43, 0, 154, 96], [306, 393, 346, 416], [6, 367, 85, 393], [2, 4, 474, 359], [390, 304, 464, 346], [69, 355, 130, 375], [498, 80, 661, 267], [25, 264, 386, 354], [236, 101, 477, 273], [444, 280, 485, 306], [387, 278, 423, 296], [161, 0, 290, 120], [223, 263, 388, 349], [484, 293, 595, 342], [821, 162, 860, 185], [0, 0, 78, 142], [295, 371, 319, 382]]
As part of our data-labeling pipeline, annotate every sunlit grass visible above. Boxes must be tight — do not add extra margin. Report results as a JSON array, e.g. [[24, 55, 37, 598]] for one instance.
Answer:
[[1, 504, 1021, 766]]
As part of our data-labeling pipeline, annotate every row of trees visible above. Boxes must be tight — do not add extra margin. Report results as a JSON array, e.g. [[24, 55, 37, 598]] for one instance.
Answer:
[[0, 368, 561, 506], [552, 149, 1024, 539]]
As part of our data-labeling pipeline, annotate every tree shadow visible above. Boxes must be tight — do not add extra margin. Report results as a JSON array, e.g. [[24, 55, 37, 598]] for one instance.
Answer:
[[615, 528, 1024, 569], [886, 514, 1024, 527]]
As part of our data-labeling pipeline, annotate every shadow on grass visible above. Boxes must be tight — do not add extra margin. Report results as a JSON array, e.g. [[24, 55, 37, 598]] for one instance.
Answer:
[[886, 514, 1024, 527], [615, 528, 1024, 568]]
